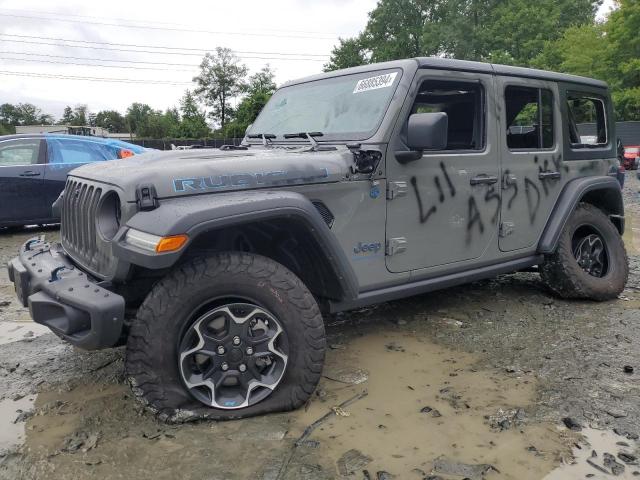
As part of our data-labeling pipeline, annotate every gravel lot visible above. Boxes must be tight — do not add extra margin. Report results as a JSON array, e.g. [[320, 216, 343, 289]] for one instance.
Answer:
[[0, 174, 639, 480]]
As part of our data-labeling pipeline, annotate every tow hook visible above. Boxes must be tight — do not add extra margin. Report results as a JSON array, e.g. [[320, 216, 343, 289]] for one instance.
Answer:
[[50, 266, 70, 282], [24, 235, 45, 251]]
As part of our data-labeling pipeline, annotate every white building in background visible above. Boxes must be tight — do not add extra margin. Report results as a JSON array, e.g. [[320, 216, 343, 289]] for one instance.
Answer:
[[15, 125, 134, 140]]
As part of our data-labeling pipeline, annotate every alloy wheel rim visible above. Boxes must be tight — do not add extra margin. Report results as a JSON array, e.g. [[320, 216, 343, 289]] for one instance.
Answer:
[[178, 303, 288, 409], [572, 231, 608, 278]]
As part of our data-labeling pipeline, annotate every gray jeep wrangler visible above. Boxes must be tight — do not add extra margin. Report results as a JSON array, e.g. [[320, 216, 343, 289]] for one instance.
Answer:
[[8, 58, 628, 421]]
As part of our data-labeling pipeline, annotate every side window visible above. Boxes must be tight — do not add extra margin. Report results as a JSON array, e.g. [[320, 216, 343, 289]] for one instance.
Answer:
[[505, 86, 554, 150], [411, 80, 485, 150], [0, 139, 41, 166], [47, 139, 110, 164], [566, 93, 607, 148]]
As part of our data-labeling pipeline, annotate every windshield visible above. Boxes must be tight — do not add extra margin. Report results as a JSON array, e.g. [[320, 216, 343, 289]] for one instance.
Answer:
[[248, 69, 401, 141]]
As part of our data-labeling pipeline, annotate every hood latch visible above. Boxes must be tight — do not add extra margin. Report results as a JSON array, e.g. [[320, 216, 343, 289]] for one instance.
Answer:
[[136, 184, 159, 211]]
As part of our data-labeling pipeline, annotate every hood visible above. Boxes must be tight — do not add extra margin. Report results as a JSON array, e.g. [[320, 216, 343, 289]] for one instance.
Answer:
[[69, 146, 353, 202]]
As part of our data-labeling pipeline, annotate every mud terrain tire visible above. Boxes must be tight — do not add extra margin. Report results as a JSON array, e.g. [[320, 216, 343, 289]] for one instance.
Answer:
[[540, 202, 628, 300], [125, 252, 325, 422]]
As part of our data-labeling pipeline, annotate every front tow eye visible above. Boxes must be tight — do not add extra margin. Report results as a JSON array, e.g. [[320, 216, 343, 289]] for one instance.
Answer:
[[24, 236, 44, 251], [50, 266, 68, 282]]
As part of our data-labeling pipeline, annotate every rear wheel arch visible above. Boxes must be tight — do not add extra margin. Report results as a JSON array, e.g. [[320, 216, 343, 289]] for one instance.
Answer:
[[538, 176, 624, 254], [579, 187, 624, 234]]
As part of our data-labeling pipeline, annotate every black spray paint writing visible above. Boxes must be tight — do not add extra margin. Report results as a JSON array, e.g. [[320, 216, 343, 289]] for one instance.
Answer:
[[410, 161, 456, 224], [410, 154, 563, 242], [503, 154, 565, 223]]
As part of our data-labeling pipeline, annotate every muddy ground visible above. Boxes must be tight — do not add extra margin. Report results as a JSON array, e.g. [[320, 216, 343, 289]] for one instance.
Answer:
[[0, 175, 639, 480]]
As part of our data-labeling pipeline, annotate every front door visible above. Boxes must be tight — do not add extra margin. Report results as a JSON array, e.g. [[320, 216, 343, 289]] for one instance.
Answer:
[[386, 70, 500, 273], [496, 78, 562, 252], [0, 138, 46, 225]]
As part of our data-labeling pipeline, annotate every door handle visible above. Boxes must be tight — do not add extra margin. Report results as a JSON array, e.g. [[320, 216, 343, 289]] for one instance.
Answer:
[[19, 171, 41, 177], [538, 171, 561, 180], [470, 174, 498, 186]]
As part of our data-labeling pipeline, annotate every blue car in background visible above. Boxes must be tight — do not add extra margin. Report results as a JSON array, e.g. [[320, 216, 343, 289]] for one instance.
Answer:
[[0, 134, 147, 228]]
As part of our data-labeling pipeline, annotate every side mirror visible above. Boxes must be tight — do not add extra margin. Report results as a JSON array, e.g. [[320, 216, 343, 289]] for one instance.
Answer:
[[407, 112, 448, 151]]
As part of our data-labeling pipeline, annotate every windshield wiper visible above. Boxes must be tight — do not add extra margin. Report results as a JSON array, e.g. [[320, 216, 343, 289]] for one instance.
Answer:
[[283, 131, 323, 149], [246, 133, 276, 146]]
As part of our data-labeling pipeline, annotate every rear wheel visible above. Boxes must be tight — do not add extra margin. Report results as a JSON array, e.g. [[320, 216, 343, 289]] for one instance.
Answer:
[[540, 203, 628, 300], [125, 252, 326, 421]]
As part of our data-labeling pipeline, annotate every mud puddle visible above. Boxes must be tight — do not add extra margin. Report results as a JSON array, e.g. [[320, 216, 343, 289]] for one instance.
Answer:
[[0, 396, 36, 454], [16, 382, 293, 480], [0, 272, 49, 346], [6, 328, 577, 480], [287, 330, 574, 479], [545, 428, 640, 479], [0, 320, 49, 347]]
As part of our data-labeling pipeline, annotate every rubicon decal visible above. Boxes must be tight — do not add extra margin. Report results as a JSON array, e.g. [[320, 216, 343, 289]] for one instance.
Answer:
[[173, 168, 329, 192]]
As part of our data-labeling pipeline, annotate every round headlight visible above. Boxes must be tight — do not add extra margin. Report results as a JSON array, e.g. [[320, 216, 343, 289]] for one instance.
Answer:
[[97, 191, 121, 240]]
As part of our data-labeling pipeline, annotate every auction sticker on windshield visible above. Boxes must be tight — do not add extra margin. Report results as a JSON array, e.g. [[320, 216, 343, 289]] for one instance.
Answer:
[[353, 72, 398, 93]]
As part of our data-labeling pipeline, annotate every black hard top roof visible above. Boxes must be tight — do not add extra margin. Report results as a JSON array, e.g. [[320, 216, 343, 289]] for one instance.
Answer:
[[416, 57, 608, 88], [285, 57, 608, 89]]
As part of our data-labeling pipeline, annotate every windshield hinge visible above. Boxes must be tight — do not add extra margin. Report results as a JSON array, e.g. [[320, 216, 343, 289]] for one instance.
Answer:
[[499, 222, 515, 237], [386, 181, 408, 200], [386, 237, 408, 256]]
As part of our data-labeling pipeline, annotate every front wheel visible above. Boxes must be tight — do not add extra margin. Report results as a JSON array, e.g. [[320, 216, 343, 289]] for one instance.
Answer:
[[125, 252, 326, 421], [540, 203, 628, 300]]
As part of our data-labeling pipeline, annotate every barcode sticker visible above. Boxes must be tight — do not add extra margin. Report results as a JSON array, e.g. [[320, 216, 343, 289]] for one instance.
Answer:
[[353, 72, 398, 94]]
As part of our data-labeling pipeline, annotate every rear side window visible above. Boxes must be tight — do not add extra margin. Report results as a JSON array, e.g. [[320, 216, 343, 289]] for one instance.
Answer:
[[566, 93, 607, 148], [505, 86, 554, 150], [411, 80, 485, 150], [0, 139, 41, 166]]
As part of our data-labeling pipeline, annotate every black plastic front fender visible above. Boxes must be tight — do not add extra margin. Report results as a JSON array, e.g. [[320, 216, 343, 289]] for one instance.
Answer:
[[538, 176, 624, 254], [112, 190, 359, 301]]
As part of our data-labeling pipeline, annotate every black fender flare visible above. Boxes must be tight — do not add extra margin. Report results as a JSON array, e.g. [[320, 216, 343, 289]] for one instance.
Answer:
[[112, 190, 359, 301], [538, 176, 624, 254]]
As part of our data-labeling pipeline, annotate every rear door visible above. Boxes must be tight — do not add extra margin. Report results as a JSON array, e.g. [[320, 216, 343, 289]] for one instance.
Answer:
[[385, 69, 500, 273], [0, 138, 46, 225], [496, 77, 562, 252]]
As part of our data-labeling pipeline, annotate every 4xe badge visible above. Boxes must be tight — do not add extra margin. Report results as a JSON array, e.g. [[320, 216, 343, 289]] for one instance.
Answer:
[[353, 241, 382, 256]]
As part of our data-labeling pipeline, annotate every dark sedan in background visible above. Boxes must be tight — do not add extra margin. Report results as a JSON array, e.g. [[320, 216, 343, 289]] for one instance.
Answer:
[[0, 134, 147, 228]]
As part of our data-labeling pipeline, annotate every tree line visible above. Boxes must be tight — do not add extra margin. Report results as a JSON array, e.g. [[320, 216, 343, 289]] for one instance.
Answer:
[[2, 1, 637, 139], [325, 0, 639, 121], [0, 47, 276, 139]]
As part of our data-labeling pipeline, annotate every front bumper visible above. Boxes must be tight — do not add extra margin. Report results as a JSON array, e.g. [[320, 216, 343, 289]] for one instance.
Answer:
[[7, 237, 125, 350]]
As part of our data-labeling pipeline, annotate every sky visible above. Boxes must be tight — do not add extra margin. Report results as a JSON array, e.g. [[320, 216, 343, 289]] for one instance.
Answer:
[[0, 0, 616, 121], [0, 0, 378, 118]]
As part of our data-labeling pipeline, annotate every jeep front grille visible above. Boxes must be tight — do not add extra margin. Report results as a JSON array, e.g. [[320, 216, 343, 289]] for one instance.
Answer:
[[61, 179, 110, 276]]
